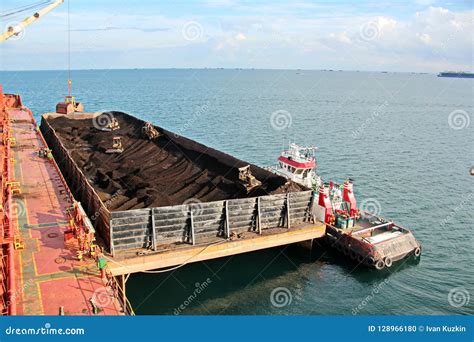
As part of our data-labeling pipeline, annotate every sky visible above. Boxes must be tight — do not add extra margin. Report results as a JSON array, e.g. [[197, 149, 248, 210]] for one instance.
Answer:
[[0, 0, 472, 72]]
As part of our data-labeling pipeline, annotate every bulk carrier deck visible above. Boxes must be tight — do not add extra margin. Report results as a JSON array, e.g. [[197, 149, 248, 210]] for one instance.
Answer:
[[0, 87, 125, 315]]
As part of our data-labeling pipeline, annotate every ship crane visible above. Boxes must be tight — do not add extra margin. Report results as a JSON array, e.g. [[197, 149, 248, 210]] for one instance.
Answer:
[[0, 0, 64, 43]]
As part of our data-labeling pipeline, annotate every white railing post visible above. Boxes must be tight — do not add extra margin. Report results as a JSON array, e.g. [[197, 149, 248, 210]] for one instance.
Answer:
[[257, 197, 262, 234], [151, 208, 157, 251], [190, 209, 196, 245]]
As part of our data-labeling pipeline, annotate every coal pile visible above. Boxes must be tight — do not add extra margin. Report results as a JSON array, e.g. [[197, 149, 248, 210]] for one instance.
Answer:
[[46, 112, 305, 211]]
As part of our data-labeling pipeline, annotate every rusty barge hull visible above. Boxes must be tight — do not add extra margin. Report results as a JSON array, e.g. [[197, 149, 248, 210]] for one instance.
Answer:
[[40, 112, 321, 264]]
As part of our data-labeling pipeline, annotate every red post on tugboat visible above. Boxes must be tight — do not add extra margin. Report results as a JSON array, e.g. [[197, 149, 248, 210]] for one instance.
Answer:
[[342, 180, 358, 217]]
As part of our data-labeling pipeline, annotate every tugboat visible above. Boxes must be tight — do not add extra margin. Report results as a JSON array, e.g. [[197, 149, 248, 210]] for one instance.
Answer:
[[268, 143, 322, 190], [317, 180, 422, 270], [268, 144, 422, 270]]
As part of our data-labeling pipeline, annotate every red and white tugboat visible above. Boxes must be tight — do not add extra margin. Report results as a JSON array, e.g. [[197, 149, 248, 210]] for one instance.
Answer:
[[268, 143, 322, 190], [317, 180, 422, 270], [269, 144, 422, 270]]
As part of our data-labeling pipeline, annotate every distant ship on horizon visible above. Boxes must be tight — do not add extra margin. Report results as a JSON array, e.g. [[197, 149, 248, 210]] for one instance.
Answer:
[[437, 71, 474, 78]]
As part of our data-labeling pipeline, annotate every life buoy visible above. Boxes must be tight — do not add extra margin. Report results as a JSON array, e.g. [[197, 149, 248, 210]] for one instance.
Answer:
[[384, 256, 393, 268], [375, 259, 385, 270], [414, 247, 421, 257]]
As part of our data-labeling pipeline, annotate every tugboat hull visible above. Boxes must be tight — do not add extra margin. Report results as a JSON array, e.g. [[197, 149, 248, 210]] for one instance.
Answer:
[[325, 213, 422, 270]]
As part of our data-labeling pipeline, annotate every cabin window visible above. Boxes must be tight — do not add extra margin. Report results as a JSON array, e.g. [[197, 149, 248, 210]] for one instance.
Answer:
[[295, 169, 303, 174]]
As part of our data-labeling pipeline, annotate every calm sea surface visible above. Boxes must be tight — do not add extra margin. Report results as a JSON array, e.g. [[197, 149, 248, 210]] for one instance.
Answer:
[[1, 69, 473, 315]]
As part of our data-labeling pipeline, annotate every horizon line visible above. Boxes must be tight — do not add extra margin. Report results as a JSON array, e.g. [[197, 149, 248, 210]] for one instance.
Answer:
[[0, 67, 443, 74]]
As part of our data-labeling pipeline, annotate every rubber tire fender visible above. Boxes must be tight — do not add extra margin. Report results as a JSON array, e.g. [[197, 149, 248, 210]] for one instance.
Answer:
[[384, 256, 393, 268], [375, 259, 385, 270], [414, 247, 421, 257]]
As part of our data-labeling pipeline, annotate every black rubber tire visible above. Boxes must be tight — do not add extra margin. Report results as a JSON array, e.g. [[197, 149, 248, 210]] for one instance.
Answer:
[[375, 259, 385, 270], [350, 251, 357, 260], [414, 247, 421, 257], [384, 256, 393, 268], [343, 247, 350, 256], [357, 254, 364, 263], [367, 257, 375, 265]]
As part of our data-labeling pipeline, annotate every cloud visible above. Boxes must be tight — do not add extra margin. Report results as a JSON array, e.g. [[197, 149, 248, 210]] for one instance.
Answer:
[[1, 2, 472, 72]]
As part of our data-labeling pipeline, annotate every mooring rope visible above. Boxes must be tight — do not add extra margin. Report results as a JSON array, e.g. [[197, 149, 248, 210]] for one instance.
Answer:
[[103, 238, 230, 274]]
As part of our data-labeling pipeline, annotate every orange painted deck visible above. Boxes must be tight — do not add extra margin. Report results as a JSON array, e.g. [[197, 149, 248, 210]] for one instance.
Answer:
[[6, 106, 123, 315]]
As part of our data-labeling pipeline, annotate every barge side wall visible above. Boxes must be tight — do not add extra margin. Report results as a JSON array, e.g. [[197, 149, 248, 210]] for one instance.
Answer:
[[110, 191, 313, 254], [40, 117, 113, 250]]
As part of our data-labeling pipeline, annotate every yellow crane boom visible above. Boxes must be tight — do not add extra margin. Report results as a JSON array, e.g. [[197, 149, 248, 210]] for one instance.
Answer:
[[0, 0, 64, 43]]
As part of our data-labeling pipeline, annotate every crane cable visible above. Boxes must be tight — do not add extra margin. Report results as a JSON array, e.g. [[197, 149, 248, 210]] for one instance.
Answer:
[[67, 0, 71, 97], [0, 1, 52, 18]]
